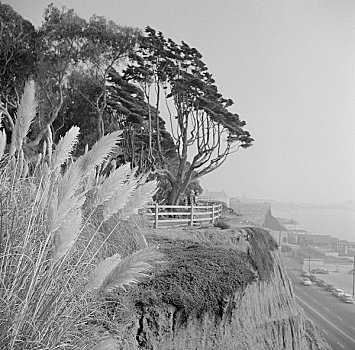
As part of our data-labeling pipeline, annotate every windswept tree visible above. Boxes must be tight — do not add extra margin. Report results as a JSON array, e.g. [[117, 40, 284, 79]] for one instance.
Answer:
[[0, 2, 37, 129], [76, 16, 140, 140], [6, 3, 140, 152], [107, 69, 176, 172], [124, 27, 253, 204], [29, 4, 87, 150]]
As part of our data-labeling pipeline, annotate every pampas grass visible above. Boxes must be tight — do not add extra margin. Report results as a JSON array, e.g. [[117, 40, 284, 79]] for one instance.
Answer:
[[87, 253, 123, 291], [0, 81, 162, 349], [87, 246, 163, 293], [100, 245, 163, 292], [8, 80, 37, 156], [118, 179, 157, 220], [76, 130, 123, 177], [95, 163, 132, 206], [51, 126, 80, 171], [0, 129, 6, 160]]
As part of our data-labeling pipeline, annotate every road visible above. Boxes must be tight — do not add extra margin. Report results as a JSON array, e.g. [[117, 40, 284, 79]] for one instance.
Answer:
[[285, 262, 355, 350]]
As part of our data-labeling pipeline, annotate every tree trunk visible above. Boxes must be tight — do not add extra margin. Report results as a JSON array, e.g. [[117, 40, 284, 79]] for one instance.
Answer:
[[168, 183, 182, 205], [96, 110, 104, 140]]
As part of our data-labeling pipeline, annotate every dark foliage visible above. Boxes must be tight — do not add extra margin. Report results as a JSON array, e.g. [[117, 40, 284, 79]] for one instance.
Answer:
[[107, 69, 177, 170], [124, 27, 253, 204], [244, 227, 278, 281], [132, 238, 256, 323], [213, 219, 231, 230], [0, 2, 38, 106]]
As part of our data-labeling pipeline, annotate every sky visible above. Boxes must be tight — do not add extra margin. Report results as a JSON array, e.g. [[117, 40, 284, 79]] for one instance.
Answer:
[[5, 0, 355, 205]]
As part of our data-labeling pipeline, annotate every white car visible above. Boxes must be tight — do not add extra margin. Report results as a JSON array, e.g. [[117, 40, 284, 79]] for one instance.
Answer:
[[301, 278, 312, 286], [341, 293, 354, 304], [332, 288, 344, 298]]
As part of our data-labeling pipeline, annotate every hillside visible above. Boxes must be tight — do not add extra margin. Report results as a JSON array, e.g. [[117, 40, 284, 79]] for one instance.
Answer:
[[99, 217, 331, 350]]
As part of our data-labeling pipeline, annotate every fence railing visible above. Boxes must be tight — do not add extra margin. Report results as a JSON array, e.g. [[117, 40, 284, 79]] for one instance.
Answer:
[[146, 202, 222, 228]]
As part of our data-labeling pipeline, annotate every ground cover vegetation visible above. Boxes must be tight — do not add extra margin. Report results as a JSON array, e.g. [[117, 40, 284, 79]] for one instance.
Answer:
[[0, 2, 253, 204], [0, 81, 163, 349], [133, 238, 256, 325], [129, 226, 278, 333]]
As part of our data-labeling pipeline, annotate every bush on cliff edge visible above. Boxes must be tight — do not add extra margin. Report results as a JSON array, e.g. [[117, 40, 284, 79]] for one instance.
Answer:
[[244, 227, 278, 281], [133, 238, 257, 324]]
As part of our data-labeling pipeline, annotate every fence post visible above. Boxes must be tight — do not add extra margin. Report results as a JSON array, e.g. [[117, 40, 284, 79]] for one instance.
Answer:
[[211, 204, 215, 224], [155, 202, 159, 229], [189, 203, 194, 226]]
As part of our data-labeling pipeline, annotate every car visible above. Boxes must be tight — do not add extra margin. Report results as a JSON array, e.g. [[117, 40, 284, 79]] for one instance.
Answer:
[[309, 274, 318, 282], [310, 268, 329, 274], [325, 284, 335, 292], [348, 269, 354, 275], [301, 278, 312, 286], [332, 288, 344, 297], [340, 293, 354, 304], [301, 271, 311, 278], [317, 280, 327, 287]]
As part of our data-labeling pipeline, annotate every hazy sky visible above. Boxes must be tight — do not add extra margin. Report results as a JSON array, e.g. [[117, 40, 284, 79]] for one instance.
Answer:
[[5, 0, 355, 204]]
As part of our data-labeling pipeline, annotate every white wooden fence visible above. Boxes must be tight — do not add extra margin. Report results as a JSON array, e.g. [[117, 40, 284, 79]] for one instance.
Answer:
[[146, 202, 222, 228]]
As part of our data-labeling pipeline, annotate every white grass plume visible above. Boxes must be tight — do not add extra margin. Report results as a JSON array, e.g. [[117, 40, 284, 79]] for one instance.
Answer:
[[75, 130, 123, 177], [53, 207, 82, 260], [46, 125, 53, 160], [0, 129, 6, 160], [88, 246, 163, 293], [118, 180, 157, 220], [86, 253, 122, 291], [51, 126, 80, 171], [102, 181, 135, 221], [95, 163, 132, 206], [51, 166, 83, 234], [51, 130, 123, 234], [9, 80, 37, 156]]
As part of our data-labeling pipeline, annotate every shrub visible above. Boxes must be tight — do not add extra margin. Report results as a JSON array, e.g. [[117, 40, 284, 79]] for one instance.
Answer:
[[244, 227, 278, 281], [0, 81, 162, 349], [132, 238, 256, 324], [213, 218, 230, 229]]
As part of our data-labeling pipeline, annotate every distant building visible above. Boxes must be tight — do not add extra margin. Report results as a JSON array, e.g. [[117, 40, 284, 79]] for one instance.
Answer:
[[334, 240, 355, 256], [229, 198, 271, 217], [278, 218, 302, 231], [297, 234, 338, 250]]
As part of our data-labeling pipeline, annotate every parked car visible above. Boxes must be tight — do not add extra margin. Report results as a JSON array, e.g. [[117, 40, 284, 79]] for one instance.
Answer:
[[340, 293, 354, 304], [301, 278, 312, 286], [317, 280, 327, 287], [301, 271, 311, 278], [348, 269, 354, 275], [309, 274, 318, 282], [325, 284, 335, 292], [332, 288, 344, 298], [310, 268, 329, 274]]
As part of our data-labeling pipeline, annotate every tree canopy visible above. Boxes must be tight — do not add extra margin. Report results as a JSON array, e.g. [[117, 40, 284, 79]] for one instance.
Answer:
[[0, 5, 253, 204], [0, 2, 37, 130], [124, 27, 253, 203]]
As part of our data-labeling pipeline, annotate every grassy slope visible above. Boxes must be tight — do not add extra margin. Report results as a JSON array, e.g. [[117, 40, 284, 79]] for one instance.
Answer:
[[121, 220, 330, 350], [132, 222, 278, 324]]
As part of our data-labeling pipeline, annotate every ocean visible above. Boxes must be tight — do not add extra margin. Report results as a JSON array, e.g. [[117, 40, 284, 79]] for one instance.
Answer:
[[272, 204, 355, 242]]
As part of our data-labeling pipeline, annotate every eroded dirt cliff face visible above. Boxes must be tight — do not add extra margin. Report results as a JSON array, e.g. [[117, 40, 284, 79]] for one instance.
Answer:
[[119, 226, 331, 350]]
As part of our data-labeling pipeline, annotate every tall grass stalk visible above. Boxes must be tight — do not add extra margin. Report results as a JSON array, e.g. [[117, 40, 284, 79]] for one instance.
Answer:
[[0, 82, 163, 349]]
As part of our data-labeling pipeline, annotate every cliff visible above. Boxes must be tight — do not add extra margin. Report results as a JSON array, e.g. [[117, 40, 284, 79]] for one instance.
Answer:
[[104, 225, 331, 350]]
